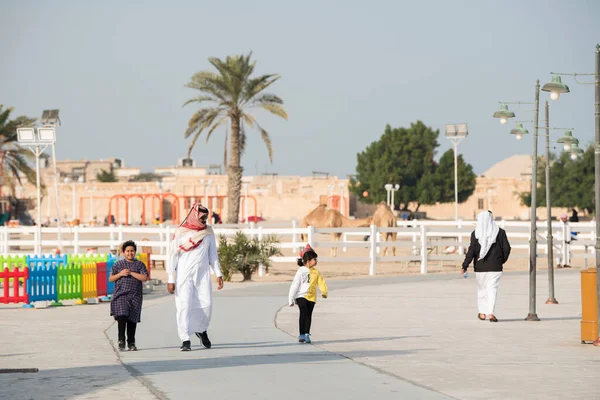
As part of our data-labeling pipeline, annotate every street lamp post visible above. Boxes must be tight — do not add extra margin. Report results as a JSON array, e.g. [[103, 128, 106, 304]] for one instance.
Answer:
[[339, 183, 345, 217], [494, 86, 540, 321], [391, 184, 399, 211], [86, 186, 97, 223], [445, 124, 469, 221], [384, 184, 392, 207], [510, 117, 580, 306], [542, 44, 600, 342], [17, 126, 56, 255]]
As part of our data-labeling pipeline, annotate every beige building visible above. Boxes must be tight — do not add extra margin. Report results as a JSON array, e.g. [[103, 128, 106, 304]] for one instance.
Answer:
[[7, 154, 573, 225], [419, 154, 570, 221]]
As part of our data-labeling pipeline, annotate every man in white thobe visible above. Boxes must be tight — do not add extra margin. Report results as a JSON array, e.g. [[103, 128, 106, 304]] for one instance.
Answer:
[[555, 213, 572, 268], [167, 203, 224, 351]]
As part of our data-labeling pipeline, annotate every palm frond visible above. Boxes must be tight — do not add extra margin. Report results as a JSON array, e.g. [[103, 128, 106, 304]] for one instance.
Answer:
[[242, 75, 281, 105], [254, 121, 274, 162], [257, 103, 288, 120], [205, 116, 228, 143], [182, 95, 219, 108]]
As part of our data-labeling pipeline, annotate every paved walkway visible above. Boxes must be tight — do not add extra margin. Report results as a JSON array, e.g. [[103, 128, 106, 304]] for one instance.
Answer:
[[1, 269, 598, 399]]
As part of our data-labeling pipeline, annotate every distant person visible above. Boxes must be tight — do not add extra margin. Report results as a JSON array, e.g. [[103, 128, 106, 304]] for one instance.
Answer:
[[569, 208, 579, 240], [109, 240, 149, 351], [462, 211, 511, 322], [556, 214, 572, 268], [288, 245, 328, 344], [569, 208, 579, 223]]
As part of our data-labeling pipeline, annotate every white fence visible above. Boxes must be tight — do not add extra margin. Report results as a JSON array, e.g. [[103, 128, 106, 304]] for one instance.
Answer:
[[0, 220, 595, 275]]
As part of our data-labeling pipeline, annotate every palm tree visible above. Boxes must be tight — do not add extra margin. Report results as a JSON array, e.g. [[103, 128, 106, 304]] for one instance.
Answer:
[[184, 53, 287, 223], [0, 105, 38, 196]]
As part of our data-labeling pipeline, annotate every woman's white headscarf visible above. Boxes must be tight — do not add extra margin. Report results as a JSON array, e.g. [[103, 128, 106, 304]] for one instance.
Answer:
[[475, 211, 499, 259]]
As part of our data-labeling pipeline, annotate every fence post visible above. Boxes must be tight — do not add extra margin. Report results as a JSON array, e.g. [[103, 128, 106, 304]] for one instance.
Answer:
[[117, 224, 124, 245], [420, 224, 427, 274], [165, 225, 172, 256], [307, 225, 315, 249], [258, 226, 265, 277], [109, 226, 117, 254], [369, 224, 377, 276], [292, 219, 299, 251], [73, 226, 80, 254]]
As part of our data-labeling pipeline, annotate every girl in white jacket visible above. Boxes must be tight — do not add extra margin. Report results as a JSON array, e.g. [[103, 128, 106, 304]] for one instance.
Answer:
[[288, 245, 328, 344]]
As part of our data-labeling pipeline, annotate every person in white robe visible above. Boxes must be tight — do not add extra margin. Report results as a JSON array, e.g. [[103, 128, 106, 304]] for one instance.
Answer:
[[554, 214, 572, 268], [462, 211, 511, 322], [167, 203, 224, 351]]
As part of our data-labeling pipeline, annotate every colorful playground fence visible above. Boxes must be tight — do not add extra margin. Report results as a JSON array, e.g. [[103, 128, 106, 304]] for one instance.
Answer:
[[82, 262, 97, 299], [0, 253, 151, 305], [0, 267, 28, 304]]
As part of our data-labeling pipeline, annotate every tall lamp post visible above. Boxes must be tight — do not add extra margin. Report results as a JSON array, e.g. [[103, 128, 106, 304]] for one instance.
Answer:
[[445, 123, 469, 221], [85, 186, 97, 224], [40, 110, 62, 251], [384, 184, 393, 207], [494, 91, 540, 321], [542, 44, 600, 343], [391, 184, 399, 211], [64, 176, 84, 221], [509, 114, 580, 306], [17, 126, 56, 255]]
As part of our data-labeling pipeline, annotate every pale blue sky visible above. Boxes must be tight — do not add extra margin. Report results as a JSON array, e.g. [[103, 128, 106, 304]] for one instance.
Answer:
[[1, 0, 599, 177]]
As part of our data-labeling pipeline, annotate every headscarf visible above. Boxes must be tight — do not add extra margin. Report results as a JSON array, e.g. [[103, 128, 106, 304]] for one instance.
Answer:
[[173, 203, 214, 252], [475, 211, 499, 259]]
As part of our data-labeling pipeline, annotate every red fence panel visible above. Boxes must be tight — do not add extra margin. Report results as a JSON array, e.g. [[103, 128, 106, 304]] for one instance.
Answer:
[[0, 267, 29, 304], [96, 262, 107, 297]]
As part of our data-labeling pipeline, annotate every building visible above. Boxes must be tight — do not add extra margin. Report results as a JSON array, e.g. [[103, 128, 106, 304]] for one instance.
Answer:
[[5, 154, 573, 226]]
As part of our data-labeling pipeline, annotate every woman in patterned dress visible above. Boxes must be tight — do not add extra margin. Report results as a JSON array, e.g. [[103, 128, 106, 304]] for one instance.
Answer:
[[109, 240, 148, 351]]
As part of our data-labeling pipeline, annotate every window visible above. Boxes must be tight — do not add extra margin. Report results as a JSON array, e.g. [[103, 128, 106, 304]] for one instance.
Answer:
[[478, 199, 484, 210], [72, 167, 85, 182]]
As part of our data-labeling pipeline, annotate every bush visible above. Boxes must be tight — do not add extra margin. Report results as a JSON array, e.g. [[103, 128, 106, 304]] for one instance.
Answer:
[[217, 232, 282, 281]]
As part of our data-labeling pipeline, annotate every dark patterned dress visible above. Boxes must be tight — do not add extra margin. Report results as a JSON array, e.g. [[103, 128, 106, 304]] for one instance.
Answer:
[[110, 259, 148, 323]]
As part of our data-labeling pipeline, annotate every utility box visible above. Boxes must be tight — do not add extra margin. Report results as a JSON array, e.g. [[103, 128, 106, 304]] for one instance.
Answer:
[[580, 268, 599, 343]]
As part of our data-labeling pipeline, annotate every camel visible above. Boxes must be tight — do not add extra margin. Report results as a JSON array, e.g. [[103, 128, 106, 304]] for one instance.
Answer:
[[300, 205, 373, 257], [372, 202, 397, 256]]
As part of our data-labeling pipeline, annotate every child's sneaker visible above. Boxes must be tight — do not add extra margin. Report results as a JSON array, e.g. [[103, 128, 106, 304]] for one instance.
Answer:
[[298, 334, 305, 343], [128, 343, 138, 351], [118, 340, 126, 351], [304, 334, 312, 344]]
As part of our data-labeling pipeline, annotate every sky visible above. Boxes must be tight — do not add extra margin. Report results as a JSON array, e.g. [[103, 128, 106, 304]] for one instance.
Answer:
[[1, 0, 599, 178]]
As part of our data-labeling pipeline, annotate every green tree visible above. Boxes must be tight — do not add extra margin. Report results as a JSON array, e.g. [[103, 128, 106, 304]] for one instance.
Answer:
[[0, 105, 38, 194], [520, 146, 594, 214], [96, 169, 117, 182], [418, 149, 476, 206], [216, 232, 282, 281], [184, 53, 287, 223], [351, 122, 475, 211], [351, 122, 439, 210]]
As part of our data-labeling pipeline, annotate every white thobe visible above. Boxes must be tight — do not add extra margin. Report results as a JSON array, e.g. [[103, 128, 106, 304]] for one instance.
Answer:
[[476, 271, 502, 316], [167, 232, 223, 342], [554, 221, 572, 266]]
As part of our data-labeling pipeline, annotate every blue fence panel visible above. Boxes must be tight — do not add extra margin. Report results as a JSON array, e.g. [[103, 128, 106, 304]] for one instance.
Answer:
[[26, 254, 68, 270], [106, 258, 115, 296], [27, 264, 58, 302]]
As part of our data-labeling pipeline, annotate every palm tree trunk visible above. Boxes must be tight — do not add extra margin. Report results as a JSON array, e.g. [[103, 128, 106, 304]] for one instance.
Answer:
[[227, 114, 243, 223]]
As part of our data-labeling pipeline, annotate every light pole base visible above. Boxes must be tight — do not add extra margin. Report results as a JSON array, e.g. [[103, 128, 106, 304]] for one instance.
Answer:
[[525, 313, 540, 321], [545, 297, 559, 304]]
